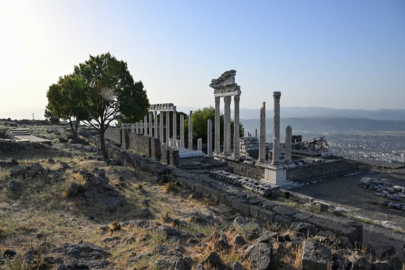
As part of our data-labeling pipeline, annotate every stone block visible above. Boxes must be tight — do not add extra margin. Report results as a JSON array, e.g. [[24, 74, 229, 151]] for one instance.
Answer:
[[232, 199, 250, 216], [249, 205, 262, 220], [292, 212, 313, 221], [259, 209, 276, 223], [307, 216, 357, 245], [274, 215, 294, 227], [194, 183, 203, 194], [301, 240, 332, 270], [273, 205, 299, 217], [224, 195, 237, 207]]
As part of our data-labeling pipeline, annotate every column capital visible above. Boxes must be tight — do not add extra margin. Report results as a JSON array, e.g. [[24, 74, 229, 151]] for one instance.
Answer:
[[234, 95, 240, 102]]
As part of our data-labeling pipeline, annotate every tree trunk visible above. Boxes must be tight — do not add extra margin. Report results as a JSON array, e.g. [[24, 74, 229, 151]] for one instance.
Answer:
[[68, 118, 77, 142], [74, 120, 79, 142], [100, 130, 108, 158]]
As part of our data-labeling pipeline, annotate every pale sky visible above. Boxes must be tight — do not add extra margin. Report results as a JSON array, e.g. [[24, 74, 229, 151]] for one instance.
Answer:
[[0, 0, 404, 119]]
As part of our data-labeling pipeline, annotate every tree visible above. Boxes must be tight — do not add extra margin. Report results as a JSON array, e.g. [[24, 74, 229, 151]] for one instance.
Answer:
[[185, 106, 244, 146], [45, 74, 89, 142], [74, 53, 149, 157], [118, 81, 149, 123]]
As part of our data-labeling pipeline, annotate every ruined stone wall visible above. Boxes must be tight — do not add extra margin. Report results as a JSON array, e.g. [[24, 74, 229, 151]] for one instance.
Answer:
[[128, 132, 151, 157], [104, 127, 122, 146], [286, 159, 359, 182], [226, 158, 359, 182], [160, 145, 179, 167], [151, 138, 162, 161], [101, 141, 363, 246], [226, 160, 265, 180]]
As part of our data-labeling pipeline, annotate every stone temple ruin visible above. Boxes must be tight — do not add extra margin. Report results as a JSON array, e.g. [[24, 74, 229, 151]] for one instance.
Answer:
[[108, 69, 361, 189]]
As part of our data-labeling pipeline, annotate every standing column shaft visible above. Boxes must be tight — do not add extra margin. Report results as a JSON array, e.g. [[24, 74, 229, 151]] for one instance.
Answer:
[[140, 120, 143, 134], [207, 119, 213, 157], [272, 91, 281, 165], [233, 95, 240, 156], [259, 102, 266, 162], [149, 112, 153, 137], [214, 97, 221, 155], [159, 112, 164, 142], [223, 96, 231, 155], [154, 111, 158, 138], [144, 116, 147, 135], [180, 115, 185, 147], [173, 106, 177, 146], [285, 126, 292, 162], [188, 111, 193, 150], [166, 111, 170, 145]]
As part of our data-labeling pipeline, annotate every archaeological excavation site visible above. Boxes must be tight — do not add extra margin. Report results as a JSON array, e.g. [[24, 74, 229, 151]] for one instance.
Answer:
[[1, 70, 405, 270]]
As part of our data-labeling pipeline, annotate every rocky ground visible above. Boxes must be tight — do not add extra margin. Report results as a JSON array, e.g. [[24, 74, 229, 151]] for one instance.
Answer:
[[0, 125, 404, 269]]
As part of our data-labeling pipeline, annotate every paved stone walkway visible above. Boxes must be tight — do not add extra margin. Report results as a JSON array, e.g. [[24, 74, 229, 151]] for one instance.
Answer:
[[11, 129, 51, 143]]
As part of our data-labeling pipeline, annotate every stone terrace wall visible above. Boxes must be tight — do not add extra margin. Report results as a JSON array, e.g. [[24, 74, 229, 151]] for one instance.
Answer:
[[226, 158, 360, 182], [287, 159, 360, 182], [161, 145, 179, 167], [128, 132, 151, 157], [227, 159, 265, 180], [101, 141, 363, 246], [104, 127, 122, 146]]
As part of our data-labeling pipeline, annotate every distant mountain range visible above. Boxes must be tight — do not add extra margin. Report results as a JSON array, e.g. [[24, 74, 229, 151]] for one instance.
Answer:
[[238, 107, 405, 121], [176, 106, 405, 121], [241, 118, 405, 133]]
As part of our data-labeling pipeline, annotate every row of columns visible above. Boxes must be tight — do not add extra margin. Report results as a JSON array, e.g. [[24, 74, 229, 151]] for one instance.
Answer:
[[133, 107, 182, 147], [214, 95, 240, 157]]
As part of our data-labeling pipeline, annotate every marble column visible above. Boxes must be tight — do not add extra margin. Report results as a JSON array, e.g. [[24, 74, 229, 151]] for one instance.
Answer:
[[159, 112, 164, 143], [233, 95, 240, 157], [207, 119, 213, 157], [143, 116, 147, 136], [131, 124, 134, 133], [259, 102, 266, 163], [214, 97, 220, 155], [272, 91, 281, 165], [223, 96, 231, 155], [154, 111, 158, 138], [173, 106, 177, 146], [188, 111, 193, 150], [180, 114, 185, 147], [166, 111, 170, 145], [149, 112, 153, 137], [140, 120, 143, 134], [285, 126, 292, 163], [197, 138, 202, 151]]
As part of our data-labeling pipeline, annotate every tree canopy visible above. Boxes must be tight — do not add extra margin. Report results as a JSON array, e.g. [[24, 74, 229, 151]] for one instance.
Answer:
[[45, 74, 89, 141], [185, 106, 244, 145], [73, 52, 150, 157]]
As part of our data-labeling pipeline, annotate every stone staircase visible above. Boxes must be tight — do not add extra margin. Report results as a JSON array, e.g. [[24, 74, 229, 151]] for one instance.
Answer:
[[10, 129, 30, 137]]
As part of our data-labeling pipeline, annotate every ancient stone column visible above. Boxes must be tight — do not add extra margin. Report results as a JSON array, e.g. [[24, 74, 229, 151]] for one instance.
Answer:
[[166, 111, 171, 145], [207, 119, 213, 157], [197, 138, 202, 151], [160, 112, 164, 142], [223, 96, 231, 155], [233, 95, 240, 157], [285, 125, 292, 163], [214, 97, 220, 155], [188, 111, 193, 150], [149, 112, 153, 137], [140, 120, 143, 134], [180, 114, 185, 147], [272, 91, 281, 165], [259, 102, 266, 163], [173, 106, 177, 146], [131, 123, 134, 133], [154, 111, 158, 138], [144, 116, 147, 136]]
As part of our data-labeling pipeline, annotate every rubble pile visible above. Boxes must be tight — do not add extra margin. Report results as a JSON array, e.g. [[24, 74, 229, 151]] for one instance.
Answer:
[[360, 177, 405, 211], [293, 136, 329, 153], [209, 170, 274, 197]]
